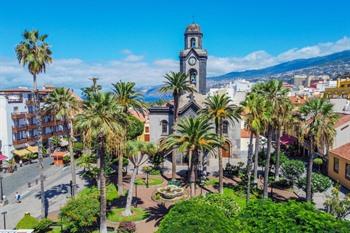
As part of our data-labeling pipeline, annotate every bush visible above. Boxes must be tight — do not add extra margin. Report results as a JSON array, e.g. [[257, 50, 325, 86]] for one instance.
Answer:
[[196, 194, 240, 218], [298, 173, 332, 193], [34, 218, 53, 233], [60, 192, 100, 232], [118, 221, 136, 233], [157, 196, 238, 233], [63, 155, 70, 165], [281, 159, 305, 184], [16, 213, 39, 229], [238, 200, 350, 232]]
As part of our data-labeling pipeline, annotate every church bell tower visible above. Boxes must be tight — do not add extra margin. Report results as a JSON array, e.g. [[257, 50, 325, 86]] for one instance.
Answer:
[[179, 23, 208, 94]]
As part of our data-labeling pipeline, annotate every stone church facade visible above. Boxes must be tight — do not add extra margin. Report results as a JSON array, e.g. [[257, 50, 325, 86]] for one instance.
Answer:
[[148, 23, 242, 165]]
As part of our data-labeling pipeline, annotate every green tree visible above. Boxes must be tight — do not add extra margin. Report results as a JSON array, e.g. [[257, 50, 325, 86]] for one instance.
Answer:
[[162, 117, 221, 196], [300, 98, 338, 201], [281, 159, 305, 185], [15, 30, 52, 218], [324, 186, 350, 219], [200, 93, 241, 194], [81, 77, 102, 99], [241, 91, 269, 202], [44, 87, 80, 196], [297, 173, 332, 194], [159, 71, 196, 181], [113, 81, 146, 196], [123, 141, 157, 216], [75, 92, 123, 233]]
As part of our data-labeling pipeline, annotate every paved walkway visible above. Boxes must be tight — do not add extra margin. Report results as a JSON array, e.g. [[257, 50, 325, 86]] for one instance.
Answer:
[[0, 164, 86, 229]]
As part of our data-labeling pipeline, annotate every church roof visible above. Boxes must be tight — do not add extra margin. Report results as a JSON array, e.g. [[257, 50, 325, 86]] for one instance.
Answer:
[[185, 23, 202, 34]]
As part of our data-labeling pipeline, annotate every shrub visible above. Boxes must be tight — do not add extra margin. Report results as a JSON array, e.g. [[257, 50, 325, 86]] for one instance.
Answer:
[[196, 194, 240, 218], [118, 221, 136, 233], [60, 193, 100, 232], [298, 173, 332, 193], [157, 197, 238, 233], [34, 218, 53, 233], [238, 200, 350, 232], [16, 213, 39, 229], [281, 159, 305, 184]]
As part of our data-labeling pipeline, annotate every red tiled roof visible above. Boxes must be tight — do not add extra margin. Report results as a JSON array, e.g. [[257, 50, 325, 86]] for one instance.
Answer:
[[289, 96, 307, 105], [241, 128, 254, 138], [335, 114, 350, 128], [330, 143, 350, 160]]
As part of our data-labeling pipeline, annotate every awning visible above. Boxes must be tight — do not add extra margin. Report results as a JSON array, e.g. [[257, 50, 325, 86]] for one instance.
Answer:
[[12, 148, 31, 157], [27, 145, 38, 153], [280, 134, 297, 145], [0, 153, 8, 161]]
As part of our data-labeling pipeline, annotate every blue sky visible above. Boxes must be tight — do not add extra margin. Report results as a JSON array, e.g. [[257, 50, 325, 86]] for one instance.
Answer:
[[1, 0, 350, 89]]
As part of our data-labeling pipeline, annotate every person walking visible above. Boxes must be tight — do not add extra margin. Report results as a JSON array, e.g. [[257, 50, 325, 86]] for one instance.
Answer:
[[15, 192, 21, 203]]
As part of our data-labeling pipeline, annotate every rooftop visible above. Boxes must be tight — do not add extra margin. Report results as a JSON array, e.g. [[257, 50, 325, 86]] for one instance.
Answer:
[[335, 113, 350, 128], [330, 142, 350, 160]]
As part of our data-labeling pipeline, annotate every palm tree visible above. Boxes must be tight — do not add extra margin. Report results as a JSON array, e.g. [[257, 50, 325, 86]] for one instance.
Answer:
[[159, 71, 196, 181], [112, 81, 146, 196], [44, 87, 80, 196], [81, 77, 102, 99], [162, 117, 221, 196], [274, 98, 293, 181], [75, 92, 123, 233], [15, 30, 52, 218], [200, 93, 241, 194], [253, 80, 288, 198], [300, 98, 337, 202], [241, 92, 269, 202], [123, 141, 157, 216]]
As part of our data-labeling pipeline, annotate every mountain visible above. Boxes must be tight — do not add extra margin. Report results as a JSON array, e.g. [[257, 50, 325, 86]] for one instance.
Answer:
[[208, 50, 350, 85], [142, 50, 350, 101]]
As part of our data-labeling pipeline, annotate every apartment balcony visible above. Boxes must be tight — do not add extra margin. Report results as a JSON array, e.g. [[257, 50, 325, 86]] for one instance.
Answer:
[[27, 124, 37, 130], [25, 112, 36, 118], [12, 125, 28, 132], [11, 112, 26, 119], [13, 138, 28, 145], [27, 135, 39, 143]]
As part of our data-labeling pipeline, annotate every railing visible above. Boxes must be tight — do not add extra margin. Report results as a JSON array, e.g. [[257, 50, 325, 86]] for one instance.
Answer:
[[12, 125, 28, 132], [13, 138, 28, 145], [11, 112, 26, 119]]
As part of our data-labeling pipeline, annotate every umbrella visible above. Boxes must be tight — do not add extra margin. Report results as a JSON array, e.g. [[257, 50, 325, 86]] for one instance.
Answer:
[[0, 153, 8, 161]]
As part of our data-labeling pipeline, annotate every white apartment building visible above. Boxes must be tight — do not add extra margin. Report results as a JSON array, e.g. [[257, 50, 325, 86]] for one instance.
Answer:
[[0, 87, 68, 160]]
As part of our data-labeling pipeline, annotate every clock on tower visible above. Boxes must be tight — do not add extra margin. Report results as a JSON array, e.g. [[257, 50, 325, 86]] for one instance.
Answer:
[[179, 23, 208, 95]]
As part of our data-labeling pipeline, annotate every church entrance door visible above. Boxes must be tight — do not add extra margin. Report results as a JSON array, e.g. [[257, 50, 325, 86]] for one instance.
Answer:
[[222, 141, 231, 158]]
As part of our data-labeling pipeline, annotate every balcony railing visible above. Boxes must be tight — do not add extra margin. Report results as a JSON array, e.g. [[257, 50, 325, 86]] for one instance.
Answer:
[[11, 112, 26, 119], [12, 125, 28, 132], [13, 138, 28, 145]]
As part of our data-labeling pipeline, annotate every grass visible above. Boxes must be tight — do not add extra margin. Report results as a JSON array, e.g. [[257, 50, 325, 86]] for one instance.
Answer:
[[204, 178, 219, 186], [135, 176, 163, 186], [107, 208, 149, 222]]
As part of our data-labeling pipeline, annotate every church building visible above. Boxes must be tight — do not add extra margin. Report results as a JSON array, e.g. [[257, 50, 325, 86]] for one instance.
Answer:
[[148, 23, 242, 166]]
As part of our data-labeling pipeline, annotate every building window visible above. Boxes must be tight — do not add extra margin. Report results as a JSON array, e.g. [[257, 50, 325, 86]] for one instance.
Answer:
[[346, 164, 350, 180], [334, 157, 339, 173], [13, 106, 18, 112], [145, 126, 149, 133], [222, 121, 229, 134], [189, 69, 197, 85], [161, 120, 168, 135], [190, 38, 196, 48]]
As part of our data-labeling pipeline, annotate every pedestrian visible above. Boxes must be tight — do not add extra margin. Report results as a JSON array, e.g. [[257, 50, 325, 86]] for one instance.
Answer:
[[19, 160, 23, 167], [15, 192, 21, 203]]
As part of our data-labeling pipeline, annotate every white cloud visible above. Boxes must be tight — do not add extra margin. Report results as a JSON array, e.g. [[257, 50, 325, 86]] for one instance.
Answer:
[[1, 37, 350, 91]]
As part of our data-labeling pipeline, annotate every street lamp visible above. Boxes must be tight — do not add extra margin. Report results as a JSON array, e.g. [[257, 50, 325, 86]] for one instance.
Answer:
[[1, 211, 7, 229]]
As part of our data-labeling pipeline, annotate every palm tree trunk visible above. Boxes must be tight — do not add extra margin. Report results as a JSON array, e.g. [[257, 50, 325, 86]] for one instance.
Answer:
[[306, 139, 314, 202], [218, 121, 224, 194], [188, 150, 195, 197], [118, 143, 124, 196], [171, 93, 179, 181], [68, 119, 77, 196], [274, 126, 281, 181], [98, 137, 107, 233], [253, 133, 260, 184], [123, 164, 137, 216], [246, 132, 254, 203], [33, 74, 46, 218], [263, 125, 273, 198]]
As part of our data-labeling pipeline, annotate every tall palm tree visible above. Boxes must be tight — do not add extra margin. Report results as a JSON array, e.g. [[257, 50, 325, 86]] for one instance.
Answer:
[[159, 71, 196, 181], [253, 80, 288, 198], [162, 117, 221, 196], [44, 87, 80, 196], [112, 81, 146, 196], [300, 98, 337, 202], [75, 92, 123, 233], [81, 77, 102, 99], [15, 30, 52, 218], [241, 92, 269, 202], [200, 93, 241, 194], [274, 98, 293, 181], [123, 141, 157, 216]]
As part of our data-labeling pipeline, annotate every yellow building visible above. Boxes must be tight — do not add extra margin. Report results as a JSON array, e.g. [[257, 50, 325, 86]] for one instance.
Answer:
[[328, 143, 350, 189], [325, 78, 350, 99]]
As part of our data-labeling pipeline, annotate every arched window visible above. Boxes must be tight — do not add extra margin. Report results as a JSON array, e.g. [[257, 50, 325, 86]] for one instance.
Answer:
[[161, 120, 168, 134], [190, 38, 196, 48], [222, 121, 229, 134], [189, 69, 197, 85]]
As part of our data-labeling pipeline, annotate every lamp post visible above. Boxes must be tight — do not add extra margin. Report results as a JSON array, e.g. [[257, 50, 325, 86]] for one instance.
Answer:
[[1, 211, 7, 229], [0, 177, 3, 202]]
